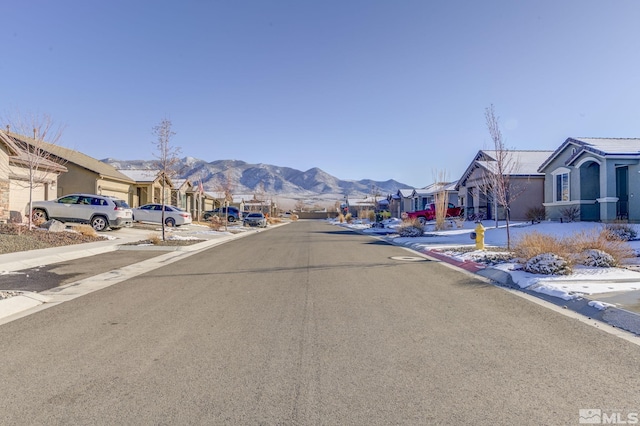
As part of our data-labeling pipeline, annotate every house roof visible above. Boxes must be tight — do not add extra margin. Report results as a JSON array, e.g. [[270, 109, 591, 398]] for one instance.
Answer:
[[397, 188, 414, 197], [0, 130, 67, 173], [119, 169, 162, 182], [411, 181, 459, 197], [457, 150, 553, 189], [0, 130, 21, 156], [5, 131, 131, 182], [538, 137, 640, 172], [172, 178, 192, 190]]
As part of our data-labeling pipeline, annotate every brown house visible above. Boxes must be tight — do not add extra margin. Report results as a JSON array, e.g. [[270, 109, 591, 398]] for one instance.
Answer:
[[0, 130, 67, 222], [117, 169, 173, 207], [456, 150, 554, 221]]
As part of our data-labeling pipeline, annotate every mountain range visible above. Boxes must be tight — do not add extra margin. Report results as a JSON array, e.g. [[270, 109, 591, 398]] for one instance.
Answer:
[[103, 158, 412, 200]]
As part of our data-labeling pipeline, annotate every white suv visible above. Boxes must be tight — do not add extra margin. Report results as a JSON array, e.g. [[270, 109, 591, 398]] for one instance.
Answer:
[[31, 193, 133, 231]]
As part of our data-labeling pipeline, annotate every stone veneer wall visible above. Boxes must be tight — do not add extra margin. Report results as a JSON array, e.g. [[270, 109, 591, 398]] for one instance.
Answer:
[[0, 179, 9, 222]]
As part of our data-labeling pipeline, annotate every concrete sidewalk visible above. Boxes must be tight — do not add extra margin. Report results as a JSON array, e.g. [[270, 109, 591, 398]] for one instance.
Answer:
[[422, 248, 640, 337], [0, 224, 261, 324]]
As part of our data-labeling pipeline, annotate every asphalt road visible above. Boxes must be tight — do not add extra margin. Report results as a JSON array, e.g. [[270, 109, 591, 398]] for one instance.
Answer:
[[1, 221, 640, 425]]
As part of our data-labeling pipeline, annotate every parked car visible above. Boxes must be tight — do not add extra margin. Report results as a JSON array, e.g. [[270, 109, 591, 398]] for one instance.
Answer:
[[31, 193, 133, 231], [243, 212, 267, 227], [406, 203, 463, 224], [203, 206, 240, 222], [132, 203, 192, 227]]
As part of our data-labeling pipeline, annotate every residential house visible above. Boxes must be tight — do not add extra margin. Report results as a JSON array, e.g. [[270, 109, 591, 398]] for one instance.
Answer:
[[234, 193, 272, 214], [456, 150, 553, 221], [0, 130, 67, 222], [538, 137, 640, 222], [4, 131, 134, 203], [409, 182, 459, 212], [171, 178, 194, 211], [117, 169, 172, 207], [387, 188, 413, 218]]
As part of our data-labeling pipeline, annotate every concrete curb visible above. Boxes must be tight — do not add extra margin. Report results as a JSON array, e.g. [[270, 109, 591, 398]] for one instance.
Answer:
[[473, 257, 640, 336], [355, 225, 640, 337], [0, 224, 280, 323]]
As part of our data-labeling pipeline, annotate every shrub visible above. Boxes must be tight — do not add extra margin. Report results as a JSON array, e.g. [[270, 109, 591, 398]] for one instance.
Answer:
[[559, 205, 580, 222], [513, 231, 570, 263], [71, 224, 98, 238], [344, 213, 353, 223], [579, 249, 617, 268], [525, 206, 546, 223], [338, 213, 345, 223], [366, 210, 376, 222], [523, 253, 572, 275], [604, 222, 637, 241], [397, 218, 424, 237], [147, 233, 162, 245], [291, 214, 299, 221], [515, 228, 634, 271], [208, 215, 224, 231], [468, 251, 515, 265], [571, 228, 634, 266]]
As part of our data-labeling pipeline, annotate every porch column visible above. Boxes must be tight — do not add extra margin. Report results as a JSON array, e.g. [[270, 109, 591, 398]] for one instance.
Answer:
[[598, 162, 618, 222]]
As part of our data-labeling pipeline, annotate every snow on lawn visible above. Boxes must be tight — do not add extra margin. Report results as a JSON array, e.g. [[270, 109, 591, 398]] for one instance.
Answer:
[[332, 217, 640, 303]]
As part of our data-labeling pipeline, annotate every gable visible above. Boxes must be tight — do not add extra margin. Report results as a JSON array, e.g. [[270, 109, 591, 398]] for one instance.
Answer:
[[539, 137, 640, 172], [5, 131, 132, 183], [458, 150, 552, 188]]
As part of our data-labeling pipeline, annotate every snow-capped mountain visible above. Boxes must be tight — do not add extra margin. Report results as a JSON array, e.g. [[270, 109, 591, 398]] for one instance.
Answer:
[[103, 158, 411, 198]]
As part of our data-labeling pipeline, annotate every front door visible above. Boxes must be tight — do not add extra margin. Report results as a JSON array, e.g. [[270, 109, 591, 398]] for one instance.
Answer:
[[616, 166, 629, 219]]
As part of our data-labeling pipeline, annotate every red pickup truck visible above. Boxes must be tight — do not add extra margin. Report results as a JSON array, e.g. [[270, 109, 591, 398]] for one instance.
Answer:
[[405, 203, 463, 223]]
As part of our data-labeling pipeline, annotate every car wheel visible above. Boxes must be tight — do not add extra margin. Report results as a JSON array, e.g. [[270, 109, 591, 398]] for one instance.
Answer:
[[418, 216, 426, 225], [32, 208, 48, 222], [228, 216, 235, 223], [91, 216, 109, 232], [165, 217, 176, 227]]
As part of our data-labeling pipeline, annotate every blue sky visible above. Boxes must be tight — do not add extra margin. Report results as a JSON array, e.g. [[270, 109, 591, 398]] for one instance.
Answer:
[[3, 1, 640, 188]]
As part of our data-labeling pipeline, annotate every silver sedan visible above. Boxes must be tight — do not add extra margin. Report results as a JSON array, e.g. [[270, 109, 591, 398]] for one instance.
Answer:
[[132, 204, 192, 227]]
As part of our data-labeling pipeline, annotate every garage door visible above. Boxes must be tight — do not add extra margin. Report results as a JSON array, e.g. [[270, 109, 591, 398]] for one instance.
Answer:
[[10, 181, 45, 221]]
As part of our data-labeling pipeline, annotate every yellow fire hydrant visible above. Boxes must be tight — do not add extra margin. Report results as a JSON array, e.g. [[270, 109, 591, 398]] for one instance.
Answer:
[[475, 222, 485, 250]]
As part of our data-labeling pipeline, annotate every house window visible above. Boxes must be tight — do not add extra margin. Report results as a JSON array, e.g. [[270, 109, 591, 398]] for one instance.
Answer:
[[556, 173, 569, 202]]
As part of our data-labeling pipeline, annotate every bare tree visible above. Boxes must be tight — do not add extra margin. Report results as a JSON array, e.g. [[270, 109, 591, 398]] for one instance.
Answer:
[[432, 170, 449, 231], [1, 111, 66, 227], [480, 105, 524, 249], [294, 199, 306, 212], [152, 118, 181, 241]]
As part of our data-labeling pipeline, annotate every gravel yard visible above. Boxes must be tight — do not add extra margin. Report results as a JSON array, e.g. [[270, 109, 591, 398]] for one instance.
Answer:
[[0, 224, 106, 255]]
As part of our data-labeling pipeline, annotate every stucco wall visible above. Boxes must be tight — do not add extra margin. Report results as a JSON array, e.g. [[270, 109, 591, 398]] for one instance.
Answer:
[[57, 164, 131, 201], [57, 164, 98, 195]]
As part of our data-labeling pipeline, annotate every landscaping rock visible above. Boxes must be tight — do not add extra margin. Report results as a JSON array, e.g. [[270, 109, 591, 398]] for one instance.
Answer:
[[40, 219, 66, 232]]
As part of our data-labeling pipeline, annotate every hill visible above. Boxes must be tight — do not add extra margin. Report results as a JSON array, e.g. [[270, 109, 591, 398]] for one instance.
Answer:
[[103, 157, 412, 208]]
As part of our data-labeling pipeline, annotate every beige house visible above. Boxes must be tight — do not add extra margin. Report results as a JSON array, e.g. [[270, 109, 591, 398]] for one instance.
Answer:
[[456, 150, 554, 221], [0, 130, 67, 222], [117, 169, 173, 207], [171, 179, 194, 211], [4, 132, 134, 203]]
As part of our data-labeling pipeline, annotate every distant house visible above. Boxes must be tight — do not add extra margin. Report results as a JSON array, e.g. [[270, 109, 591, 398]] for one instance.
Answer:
[[117, 169, 172, 207], [171, 178, 194, 211], [456, 150, 553, 221], [388, 188, 413, 218], [538, 137, 640, 222], [409, 182, 459, 212], [0, 130, 67, 222]]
